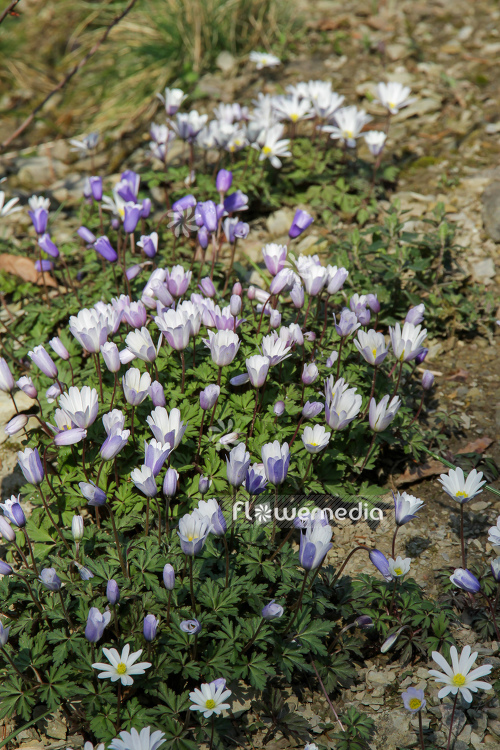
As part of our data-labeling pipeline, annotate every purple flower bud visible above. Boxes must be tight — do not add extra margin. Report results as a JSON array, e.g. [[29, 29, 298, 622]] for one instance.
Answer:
[[0, 622, 9, 645], [141, 198, 151, 218], [172, 195, 196, 212], [126, 264, 143, 280], [302, 363, 319, 385], [199, 475, 211, 495], [450, 568, 481, 593], [0, 560, 13, 575], [289, 209, 313, 238], [302, 401, 324, 418], [247, 286, 256, 301], [198, 276, 216, 297], [290, 283, 304, 308], [49, 337, 70, 360], [270, 309, 281, 329], [355, 615, 373, 629], [163, 468, 179, 497], [107, 579, 120, 605], [0, 358, 14, 393], [139, 233, 158, 258], [101, 342, 121, 373], [163, 563, 175, 590], [366, 293, 380, 313], [216, 169, 233, 194], [78, 226, 96, 244], [180, 619, 201, 634], [28, 345, 58, 378], [16, 376, 37, 399], [198, 226, 209, 249], [38, 233, 59, 258], [422, 370, 434, 390], [405, 303, 425, 325], [261, 599, 284, 619], [233, 282, 242, 296], [35, 260, 54, 272], [8, 502, 26, 528], [224, 190, 248, 213], [415, 348, 428, 365], [111, 217, 120, 230], [17, 447, 44, 485], [274, 400, 285, 416], [39, 567, 61, 591], [123, 204, 141, 233], [79, 481, 107, 506], [94, 236, 118, 263], [100, 430, 129, 460], [230, 294, 241, 317], [5, 414, 28, 436], [200, 384, 220, 410], [79, 565, 94, 581], [85, 607, 110, 642], [369, 549, 391, 581], [199, 200, 218, 233], [0, 517, 15, 542], [89, 176, 103, 201], [29, 207, 48, 235], [357, 307, 371, 325], [143, 614, 158, 642], [150, 381, 166, 407], [491, 558, 500, 582]]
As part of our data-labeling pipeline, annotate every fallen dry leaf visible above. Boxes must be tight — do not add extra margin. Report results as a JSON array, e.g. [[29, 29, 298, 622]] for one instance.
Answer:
[[395, 460, 444, 486], [444, 368, 469, 382], [457, 437, 494, 455], [0, 254, 57, 287]]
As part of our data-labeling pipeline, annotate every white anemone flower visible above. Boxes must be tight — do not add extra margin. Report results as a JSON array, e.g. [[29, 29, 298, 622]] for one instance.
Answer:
[[92, 644, 151, 686], [428, 645, 492, 703], [364, 130, 387, 157], [302, 425, 331, 454], [146, 406, 187, 449], [0, 191, 21, 217], [354, 329, 388, 366], [323, 106, 372, 147], [369, 395, 401, 432], [388, 556, 411, 578], [125, 327, 157, 363], [389, 321, 427, 362], [59, 386, 99, 429], [488, 516, 500, 551], [376, 81, 413, 115], [189, 679, 232, 717], [109, 728, 165, 750], [249, 51, 281, 70], [437, 466, 486, 503], [255, 124, 291, 168], [28, 195, 51, 211]]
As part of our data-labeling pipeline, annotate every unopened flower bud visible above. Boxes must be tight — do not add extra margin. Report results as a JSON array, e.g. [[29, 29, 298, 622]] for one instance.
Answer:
[[422, 371, 434, 390], [247, 285, 256, 300], [143, 614, 158, 642], [0, 517, 15, 542], [230, 294, 241, 317], [0, 560, 13, 575], [232, 282, 242, 296], [200, 384, 220, 411], [163, 468, 179, 497], [163, 563, 175, 590], [106, 579, 120, 605], [5, 414, 28, 436], [72, 515, 84, 541], [261, 599, 284, 620], [270, 309, 281, 329], [150, 381, 166, 407], [415, 348, 428, 365], [199, 475, 211, 495], [274, 400, 285, 416]]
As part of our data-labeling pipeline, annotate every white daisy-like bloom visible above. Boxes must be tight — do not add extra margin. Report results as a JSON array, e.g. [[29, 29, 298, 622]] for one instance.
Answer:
[[69, 132, 99, 154], [0, 191, 21, 217], [389, 321, 427, 362], [59, 386, 99, 429], [364, 130, 387, 157], [189, 679, 232, 718], [354, 329, 388, 366], [125, 327, 157, 363], [437, 466, 486, 504], [249, 51, 281, 70], [260, 333, 292, 366], [273, 95, 314, 123], [28, 195, 51, 211], [255, 124, 291, 168], [322, 106, 372, 147], [84, 742, 105, 750], [302, 425, 331, 454], [92, 644, 151, 686], [388, 556, 411, 578], [109, 728, 165, 750], [428, 645, 492, 703], [488, 516, 500, 551], [375, 81, 413, 115]]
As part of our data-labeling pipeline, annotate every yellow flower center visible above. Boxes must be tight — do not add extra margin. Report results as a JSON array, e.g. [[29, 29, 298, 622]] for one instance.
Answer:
[[290, 113, 299, 123], [262, 146, 272, 155], [116, 662, 127, 674], [388, 102, 395, 110], [409, 698, 421, 710], [345, 130, 353, 139], [205, 699, 216, 709], [456, 491, 468, 498], [310, 442, 318, 447], [118, 207, 125, 219], [372, 348, 377, 357], [452, 673, 466, 686], [394, 567, 403, 575]]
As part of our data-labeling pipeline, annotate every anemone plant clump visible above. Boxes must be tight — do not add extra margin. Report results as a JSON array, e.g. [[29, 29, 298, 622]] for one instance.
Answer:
[[0, 69, 498, 750]]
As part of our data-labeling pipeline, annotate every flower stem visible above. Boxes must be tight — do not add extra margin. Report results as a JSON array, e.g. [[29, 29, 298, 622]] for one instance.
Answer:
[[57, 589, 75, 629], [392, 527, 399, 559], [391, 361, 404, 400], [108, 505, 129, 578], [460, 504, 466, 569], [269, 527, 294, 562], [223, 535, 230, 589], [180, 351, 186, 393], [446, 692, 458, 750], [188, 556, 197, 614], [310, 658, 345, 731], [335, 338, 344, 381], [38, 486, 71, 552], [242, 619, 264, 653], [116, 682, 122, 732], [360, 433, 377, 472], [110, 372, 118, 411], [418, 710, 425, 750], [331, 545, 370, 586], [361, 366, 378, 418]]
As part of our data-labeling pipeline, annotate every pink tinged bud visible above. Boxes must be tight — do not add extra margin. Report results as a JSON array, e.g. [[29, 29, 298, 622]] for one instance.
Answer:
[[405, 303, 425, 325], [16, 376, 37, 399], [200, 384, 220, 410], [78, 226, 96, 244], [0, 358, 15, 392], [270, 309, 281, 329], [119, 349, 136, 365], [290, 283, 304, 308], [302, 363, 319, 385], [366, 293, 380, 313], [247, 286, 256, 300], [229, 294, 241, 316], [150, 381, 166, 407], [0, 517, 15, 542], [28, 345, 58, 379], [304, 331, 316, 342], [422, 370, 434, 390], [151, 280, 175, 306], [54, 427, 87, 446], [199, 475, 211, 494], [232, 282, 243, 296], [289, 208, 314, 238], [101, 342, 121, 373], [49, 337, 70, 360], [270, 269, 291, 295], [274, 400, 285, 416], [5, 414, 28, 436], [126, 265, 142, 280], [163, 468, 179, 497], [198, 277, 216, 297], [163, 563, 175, 590]]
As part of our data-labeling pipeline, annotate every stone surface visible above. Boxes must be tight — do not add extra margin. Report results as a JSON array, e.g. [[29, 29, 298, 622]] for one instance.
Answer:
[[482, 181, 500, 241]]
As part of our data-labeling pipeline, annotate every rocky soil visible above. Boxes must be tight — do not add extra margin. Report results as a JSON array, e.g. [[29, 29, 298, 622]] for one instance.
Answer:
[[1, 0, 500, 748]]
